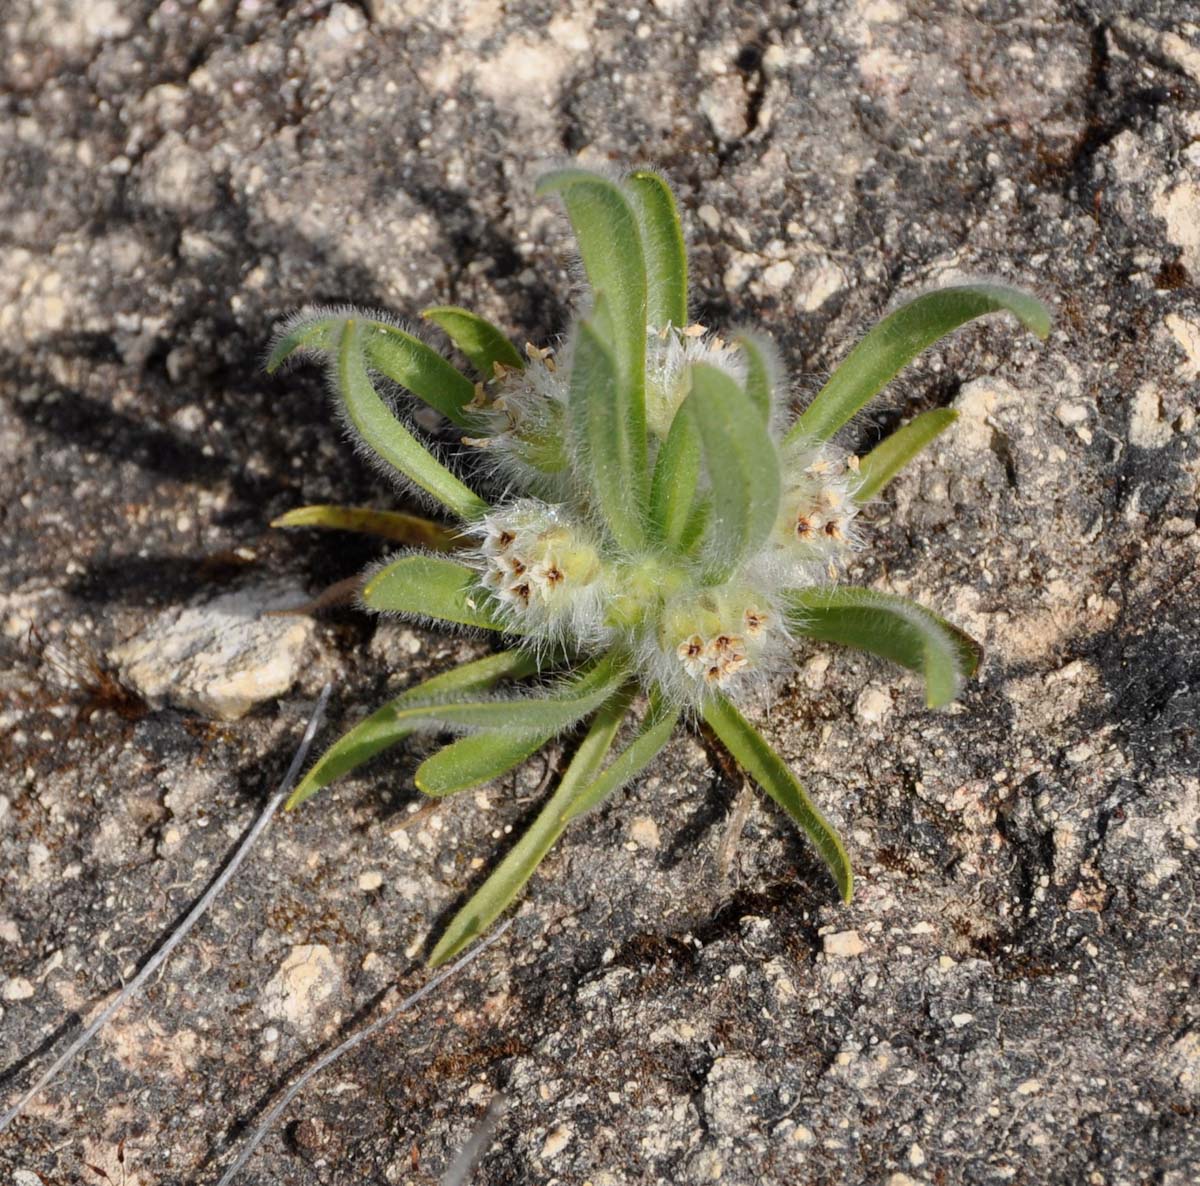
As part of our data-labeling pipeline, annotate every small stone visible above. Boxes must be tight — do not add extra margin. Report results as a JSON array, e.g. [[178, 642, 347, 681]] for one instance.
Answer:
[[760, 259, 796, 292], [3, 977, 35, 1001], [950, 1012, 974, 1028], [358, 871, 384, 891], [700, 74, 751, 142], [1054, 401, 1088, 426], [856, 686, 892, 723], [796, 258, 846, 311], [111, 582, 315, 720], [1128, 384, 1173, 448], [261, 944, 342, 1030], [14, 1171, 42, 1186], [629, 816, 661, 849], [540, 1125, 573, 1159], [909, 1142, 926, 1167], [823, 930, 867, 957], [1016, 1078, 1042, 1095]]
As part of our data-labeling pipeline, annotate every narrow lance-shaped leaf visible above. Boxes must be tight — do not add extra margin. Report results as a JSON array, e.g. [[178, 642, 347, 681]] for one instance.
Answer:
[[287, 650, 538, 809], [266, 310, 340, 368], [413, 659, 625, 797], [384, 651, 626, 739], [734, 332, 775, 425], [562, 688, 681, 821], [702, 695, 853, 903], [688, 363, 781, 581], [267, 309, 477, 426], [785, 586, 981, 709], [788, 284, 1052, 443], [422, 305, 525, 376], [853, 409, 958, 504], [414, 729, 549, 798], [649, 397, 702, 551], [537, 169, 648, 400], [429, 684, 635, 966], [570, 306, 648, 550], [361, 322, 477, 426], [624, 169, 688, 330], [679, 496, 711, 555], [272, 505, 460, 551], [335, 321, 489, 522], [363, 554, 511, 632]]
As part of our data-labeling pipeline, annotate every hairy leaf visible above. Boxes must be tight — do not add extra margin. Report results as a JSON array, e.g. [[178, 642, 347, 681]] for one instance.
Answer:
[[286, 650, 538, 809], [361, 322, 477, 426], [735, 332, 775, 425], [429, 685, 635, 966], [853, 409, 958, 503], [563, 689, 681, 821], [570, 308, 648, 550], [412, 659, 625, 796], [537, 169, 648, 400], [266, 311, 341, 369], [363, 554, 509, 631], [267, 309, 476, 425], [271, 505, 460, 550], [789, 284, 1052, 443], [688, 363, 781, 580], [388, 651, 627, 738], [702, 696, 853, 902], [422, 305, 525, 376], [414, 729, 549, 798], [336, 321, 488, 521], [624, 169, 688, 330], [649, 398, 702, 551], [786, 586, 981, 708]]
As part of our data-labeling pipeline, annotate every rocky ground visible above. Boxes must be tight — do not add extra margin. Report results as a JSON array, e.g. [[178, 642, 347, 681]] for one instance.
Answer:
[[2, 2, 1198, 1184]]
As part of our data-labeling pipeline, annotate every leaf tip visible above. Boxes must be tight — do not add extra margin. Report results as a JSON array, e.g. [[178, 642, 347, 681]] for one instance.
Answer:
[[839, 872, 854, 904]]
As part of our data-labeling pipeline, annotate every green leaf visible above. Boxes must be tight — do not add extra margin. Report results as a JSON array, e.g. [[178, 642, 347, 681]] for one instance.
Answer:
[[562, 688, 681, 821], [570, 308, 648, 550], [389, 651, 627, 738], [286, 650, 538, 809], [624, 169, 688, 330], [788, 284, 1052, 443], [422, 305, 525, 376], [412, 658, 627, 796], [428, 685, 635, 966], [360, 322, 477, 426], [735, 332, 775, 425], [853, 409, 958, 503], [268, 309, 477, 426], [679, 496, 711, 555], [336, 321, 488, 522], [649, 398, 702, 551], [266, 311, 341, 370], [688, 363, 781, 581], [363, 554, 510, 632], [785, 586, 981, 709], [702, 695, 853, 903], [414, 729, 549, 798], [271, 505, 460, 551], [536, 169, 647, 402]]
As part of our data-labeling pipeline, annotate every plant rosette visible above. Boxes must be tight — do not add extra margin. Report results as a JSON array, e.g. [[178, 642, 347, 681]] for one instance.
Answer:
[[269, 166, 1050, 966]]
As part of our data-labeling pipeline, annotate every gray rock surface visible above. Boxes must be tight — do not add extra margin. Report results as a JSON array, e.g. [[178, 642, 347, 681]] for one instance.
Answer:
[[1, 2, 1197, 1185]]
